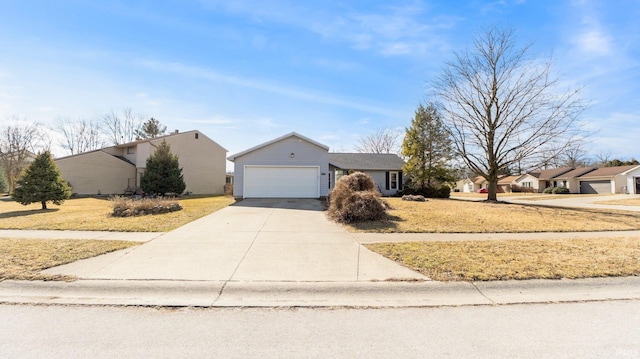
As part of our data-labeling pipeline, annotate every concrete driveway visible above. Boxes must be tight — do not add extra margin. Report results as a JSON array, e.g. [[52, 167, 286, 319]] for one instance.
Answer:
[[45, 199, 425, 282]]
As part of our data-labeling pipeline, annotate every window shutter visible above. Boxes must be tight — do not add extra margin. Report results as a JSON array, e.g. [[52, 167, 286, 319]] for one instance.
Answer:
[[398, 172, 403, 190], [385, 172, 390, 190]]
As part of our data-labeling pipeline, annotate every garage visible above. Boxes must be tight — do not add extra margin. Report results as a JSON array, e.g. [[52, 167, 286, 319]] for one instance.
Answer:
[[580, 180, 611, 194], [244, 166, 319, 198]]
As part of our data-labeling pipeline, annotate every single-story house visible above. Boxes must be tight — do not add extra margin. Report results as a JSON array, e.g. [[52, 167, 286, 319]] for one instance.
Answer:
[[55, 130, 227, 195], [497, 175, 520, 193], [227, 132, 407, 199], [550, 167, 597, 193], [575, 165, 640, 194], [328, 153, 405, 196], [461, 176, 486, 193], [514, 167, 573, 193]]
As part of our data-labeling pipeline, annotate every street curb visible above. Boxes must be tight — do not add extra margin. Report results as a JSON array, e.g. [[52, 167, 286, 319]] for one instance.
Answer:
[[1, 277, 638, 308]]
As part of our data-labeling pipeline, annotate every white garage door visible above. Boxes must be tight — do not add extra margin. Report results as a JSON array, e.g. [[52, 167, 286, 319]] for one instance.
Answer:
[[580, 180, 611, 194], [244, 166, 319, 198]]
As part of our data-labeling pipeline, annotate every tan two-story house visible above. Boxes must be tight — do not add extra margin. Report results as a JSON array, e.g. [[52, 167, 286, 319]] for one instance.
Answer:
[[55, 130, 227, 195]]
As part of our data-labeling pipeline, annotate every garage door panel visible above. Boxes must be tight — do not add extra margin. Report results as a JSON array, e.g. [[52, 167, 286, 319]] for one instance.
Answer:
[[244, 166, 319, 198], [580, 180, 610, 194]]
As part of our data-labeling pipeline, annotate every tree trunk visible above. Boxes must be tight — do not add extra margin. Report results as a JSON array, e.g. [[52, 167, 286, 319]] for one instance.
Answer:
[[41, 201, 47, 210]]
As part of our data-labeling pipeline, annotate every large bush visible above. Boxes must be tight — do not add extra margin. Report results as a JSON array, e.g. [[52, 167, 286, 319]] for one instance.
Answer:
[[328, 172, 388, 223], [11, 151, 71, 209]]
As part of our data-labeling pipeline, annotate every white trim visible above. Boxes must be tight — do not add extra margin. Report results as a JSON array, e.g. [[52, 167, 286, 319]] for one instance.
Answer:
[[228, 132, 329, 161], [389, 171, 399, 191]]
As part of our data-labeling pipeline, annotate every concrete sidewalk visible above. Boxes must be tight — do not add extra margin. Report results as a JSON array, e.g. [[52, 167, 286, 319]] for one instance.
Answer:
[[1, 276, 639, 307], [0, 229, 163, 242]]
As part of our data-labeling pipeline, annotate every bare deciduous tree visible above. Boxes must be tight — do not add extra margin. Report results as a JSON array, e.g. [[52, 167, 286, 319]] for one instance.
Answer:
[[594, 150, 612, 166], [0, 119, 46, 193], [54, 117, 105, 155], [355, 128, 401, 154], [102, 108, 143, 145], [432, 27, 587, 201]]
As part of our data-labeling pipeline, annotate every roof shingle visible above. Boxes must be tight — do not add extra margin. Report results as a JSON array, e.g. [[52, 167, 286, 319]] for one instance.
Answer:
[[329, 153, 404, 171]]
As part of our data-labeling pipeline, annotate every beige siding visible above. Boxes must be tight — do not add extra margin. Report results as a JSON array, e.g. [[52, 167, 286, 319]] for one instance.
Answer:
[[56, 151, 136, 195], [144, 132, 227, 195]]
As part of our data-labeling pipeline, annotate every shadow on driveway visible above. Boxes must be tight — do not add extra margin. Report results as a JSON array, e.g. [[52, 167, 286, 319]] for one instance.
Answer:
[[231, 198, 327, 211]]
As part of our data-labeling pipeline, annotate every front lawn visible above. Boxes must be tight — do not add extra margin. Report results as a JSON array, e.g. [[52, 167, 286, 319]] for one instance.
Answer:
[[0, 196, 235, 232], [0, 238, 140, 281], [367, 237, 640, 281], [349, 198, 640, 233]]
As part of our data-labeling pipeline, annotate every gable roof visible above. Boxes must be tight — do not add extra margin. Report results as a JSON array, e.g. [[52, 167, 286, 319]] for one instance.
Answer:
[[578, 165, 640, 178], [111, 130, 227, 151], [529, 167, 573, 180], [552, 167, 597, 180], [329, 153, 404, 171], [227, 132, 329, 162], [498, 175, 519, 184]]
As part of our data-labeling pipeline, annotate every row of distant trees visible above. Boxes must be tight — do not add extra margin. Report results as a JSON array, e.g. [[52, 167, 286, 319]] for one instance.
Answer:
[[0, 109, 168, 194]]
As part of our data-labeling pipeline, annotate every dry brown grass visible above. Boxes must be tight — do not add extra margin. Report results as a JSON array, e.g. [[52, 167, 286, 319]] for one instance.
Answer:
[[594, 198, 640, 206], [0, 238, 139, 281], [0, 196, 235, 232], [366, 237, 640, 281], [348, 198, 640, 233], [513, 194, 611, 201]]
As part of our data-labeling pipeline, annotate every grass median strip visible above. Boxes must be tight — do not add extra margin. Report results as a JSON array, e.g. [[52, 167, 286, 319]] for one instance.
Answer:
[[349, 198, 640, 233], [0, 195, 235, 232], [366, 237, 640, 281], [0, 238, 140, 281]]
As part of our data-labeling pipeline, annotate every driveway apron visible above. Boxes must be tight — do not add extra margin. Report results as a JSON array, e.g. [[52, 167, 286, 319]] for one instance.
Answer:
[[44, 199, 425, 282]]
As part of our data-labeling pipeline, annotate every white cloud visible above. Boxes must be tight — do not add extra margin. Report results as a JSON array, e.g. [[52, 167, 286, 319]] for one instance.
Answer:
[[136, 59, 403, 117]]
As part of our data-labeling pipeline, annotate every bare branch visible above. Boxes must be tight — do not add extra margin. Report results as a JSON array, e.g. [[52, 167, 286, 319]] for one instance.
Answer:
[[355, 128, 401, 154], [432, 26, 588, 200]]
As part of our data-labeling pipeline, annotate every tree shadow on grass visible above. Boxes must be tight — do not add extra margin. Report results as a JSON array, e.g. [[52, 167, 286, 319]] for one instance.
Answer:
[[347, 214, 403, 232], [0, 208, 60, 219]]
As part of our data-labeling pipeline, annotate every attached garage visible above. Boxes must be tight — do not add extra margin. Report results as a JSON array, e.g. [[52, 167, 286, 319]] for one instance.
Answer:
[[580, 180, 611, 194], [244, 166, 319, 198], [227, 132, 330, 199]]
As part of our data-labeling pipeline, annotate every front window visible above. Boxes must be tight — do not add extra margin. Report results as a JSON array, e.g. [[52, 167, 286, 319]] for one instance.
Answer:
[[127, 146, 134, 154], [390, 172, 398, 190]]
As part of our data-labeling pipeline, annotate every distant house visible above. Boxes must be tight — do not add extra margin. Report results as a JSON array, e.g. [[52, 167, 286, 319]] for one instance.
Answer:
[[497, 175, 520, 193], [55, 130, 227, 195], [461, 176, 485, 193], [514, 167, 573, 193], [550, 167, 597, 193], [328, 153, 405, 196], [575, 165, 640, 194]]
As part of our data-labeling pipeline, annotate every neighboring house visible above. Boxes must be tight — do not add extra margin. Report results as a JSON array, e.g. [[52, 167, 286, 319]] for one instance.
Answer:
[[497, 175, 520, 193], [55, 130, 227, 195], [575, 165, 640, 194], [227, 132, 330, 198], [461, 176, 485, 192], [515, 167, 573, 193], [550, 167, 597, 193], [328, 153, 405, 196]]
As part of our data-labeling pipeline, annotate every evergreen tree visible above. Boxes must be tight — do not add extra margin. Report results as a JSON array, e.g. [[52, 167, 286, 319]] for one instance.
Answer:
[[401, 103, 453, 189], [11, 151, 71, 209], [139, 140, 186, 196], [135, 118, 167, 140]]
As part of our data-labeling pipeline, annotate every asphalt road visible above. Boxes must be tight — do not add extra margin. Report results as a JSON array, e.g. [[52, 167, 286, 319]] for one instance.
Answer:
[[2, 301, 639, 358]]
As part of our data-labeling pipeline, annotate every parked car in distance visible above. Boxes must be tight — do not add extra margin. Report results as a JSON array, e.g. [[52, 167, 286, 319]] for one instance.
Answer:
[[477, 188, 488, 193]]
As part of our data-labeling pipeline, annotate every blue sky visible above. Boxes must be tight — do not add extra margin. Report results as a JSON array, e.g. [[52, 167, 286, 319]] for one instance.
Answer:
[[1, 0, 639, 169]]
